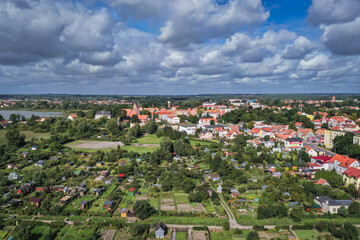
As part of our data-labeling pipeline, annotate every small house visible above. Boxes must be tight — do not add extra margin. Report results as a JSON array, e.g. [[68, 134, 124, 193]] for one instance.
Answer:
[[155, 222, 168, 239], [60, 196, 71, 204], [128, 188, 135, 196], [29, 198, 42, 207], [103, 200, 114, 211], [96, 162, 104, 167], [92, 188, 104, 196], [80, 200, 89, 210], [120, 208, 128, 217]]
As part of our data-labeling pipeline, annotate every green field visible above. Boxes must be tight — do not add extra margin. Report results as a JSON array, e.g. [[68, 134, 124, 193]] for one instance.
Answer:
[[135, 134, 162, 144], [176, 232, 187, 240], [122, 144, 158, 153], [203, 200, 216, 212], [189, 139, 218, 146], [31, 225, 50, 240], [211, 230, 249, 240], [294, 230, 318, 240], [0, 129, 52, 145], [174, 193, 189, 204], [65, 195, 96, 211]]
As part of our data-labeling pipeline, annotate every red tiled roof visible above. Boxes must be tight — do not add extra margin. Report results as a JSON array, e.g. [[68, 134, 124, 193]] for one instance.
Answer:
[[129, 188, 135, 192], [315, 178, 329, 185], [312, 155, 332, 163], [343, 167, 360, 179], [119, 173, 125, 177], [329, 154, 357, 168]]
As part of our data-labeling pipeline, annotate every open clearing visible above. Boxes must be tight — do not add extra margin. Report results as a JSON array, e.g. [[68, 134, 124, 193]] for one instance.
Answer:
[[0, 129, 52, 145], [66, 140, 123, 149]]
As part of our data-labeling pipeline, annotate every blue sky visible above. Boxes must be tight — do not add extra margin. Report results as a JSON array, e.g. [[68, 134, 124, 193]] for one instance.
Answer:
[[0, 0, 359, 94]]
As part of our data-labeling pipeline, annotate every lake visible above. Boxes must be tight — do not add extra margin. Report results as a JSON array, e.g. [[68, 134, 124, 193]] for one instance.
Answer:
[[0, 110, 64, 120]]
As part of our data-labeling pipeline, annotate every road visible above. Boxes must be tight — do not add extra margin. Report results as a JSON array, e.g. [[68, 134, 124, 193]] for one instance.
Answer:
[[304, 141, 336, 157]]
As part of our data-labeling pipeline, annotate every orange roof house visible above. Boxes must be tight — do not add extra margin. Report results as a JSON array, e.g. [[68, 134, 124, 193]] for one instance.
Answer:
[[328, 154, 359, 174], [315, 178, 330, 186]]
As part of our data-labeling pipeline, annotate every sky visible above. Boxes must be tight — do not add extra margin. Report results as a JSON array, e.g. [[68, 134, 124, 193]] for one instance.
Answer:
[[0, 0, 360, 95]]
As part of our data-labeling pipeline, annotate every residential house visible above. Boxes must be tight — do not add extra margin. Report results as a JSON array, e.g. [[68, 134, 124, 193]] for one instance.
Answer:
[[67, 114, 78, 121], [304, 146, 318, 157], [199, 130, 213, 140], [34, 160, 45, 167], [29, 198, 42, 207], [198, 118, 218, 126], [315, 178, 330, 186], [297, 129, 315, 139], [249, 128, 262, 138], [8, 172, 19, 181], [308, 155, 332, 170], [284, 137, 303, 150], [209, 174, 221, 181], [155, 222, 168, 239], [95, 111, 112, 120], [167, 115, 180, 124], [178, 125, 197, 135], [343, 167, 360, 190], [314, 196, 352, 213], [328, 154, 359, 174], [17, 182, 35, 195], [138, 115, 150, 124], [103, 200, 114, 211]]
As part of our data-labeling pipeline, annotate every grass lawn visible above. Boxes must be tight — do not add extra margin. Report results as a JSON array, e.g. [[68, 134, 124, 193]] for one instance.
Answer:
[[0, 129, 52, 145], [189, 139, 218, 147], [74, 228, 97, 240], [54, 225, 72, 240], [0, 229, 9, 239], [211, 230, 248, 240], [176, 232, 187, 240], [31, 225, 49, 239], [135, 134, 162, 144], [174, 193, 189, 204], [294, 230, 318, 240], [122, 144, 158, 153], [61, 225, 82, 240], [203, 200, 216, 212]]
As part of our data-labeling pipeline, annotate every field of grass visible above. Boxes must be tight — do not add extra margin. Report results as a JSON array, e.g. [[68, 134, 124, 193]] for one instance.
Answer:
[[61, 225, 82, 240], [135, 134, 162, 144], [294, 230, 318, 240], [174, 193, 189, 204], [203, 200, 216, 212], [176, 231, 187, 240], [0, 229, 8, 239], [122, 144, 158, 153], [189, 139, 218, 146], [54, 225, 72, 240], [31, 225, 49, 239], [0, 129, 52, 144], [211, 230, 248, 240]]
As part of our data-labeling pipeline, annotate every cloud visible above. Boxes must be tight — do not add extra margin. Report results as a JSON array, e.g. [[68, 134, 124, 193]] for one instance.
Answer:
[[0, 0, 120, 65], [283, 36, 316, 59], [320, 18, 360, 55], [221, 30, 296, 62], [307, 0, 360, 25], [156, 0, 269, 47], [298, 53, 330, 70]]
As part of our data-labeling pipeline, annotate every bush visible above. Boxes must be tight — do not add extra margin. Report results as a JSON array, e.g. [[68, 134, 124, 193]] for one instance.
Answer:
[[253, 225, 265, 231]]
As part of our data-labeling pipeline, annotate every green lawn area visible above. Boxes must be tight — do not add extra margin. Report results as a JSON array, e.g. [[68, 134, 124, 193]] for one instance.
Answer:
[[0, 129, 52, 145], [54, 225, 72, 240], [176, 232, 187, 240], [203, 200, 216, 212], [211, 230, 249, 240], [135, 134, 162, 144], [31, 225, 49, 240], [174, 193, 189, 204], [189, 139, 218, 146], [62, 225, 82, 240], [122, 144, 158, 153], [0, 229, 9, 239], [294, 230, 318, 240], [74, 228, 97, 240]]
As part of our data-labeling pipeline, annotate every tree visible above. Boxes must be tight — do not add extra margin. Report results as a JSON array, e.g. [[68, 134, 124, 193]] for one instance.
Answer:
[[105, 119, 121, 136], [14, 224, 32, 240], [290, 206, 303, 222], [210, 119, 215, 125], [133, 200, 156, 220], [343, 222, 359, 240], [0, 114, 4, 121], [145, 121, 158, 134], [6, 128, 25, 147], [131, 114, 139, 123], [348, 201, 360, 215], [130, 223, 149, 237], [338, 205, 349, 217], [160, 137, 173, 153], [247, 231, 259, 240], [289, 122, 297, 131]]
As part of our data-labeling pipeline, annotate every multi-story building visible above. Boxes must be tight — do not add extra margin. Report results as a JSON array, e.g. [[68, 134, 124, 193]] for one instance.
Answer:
[[324, 130, 346, 148]]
